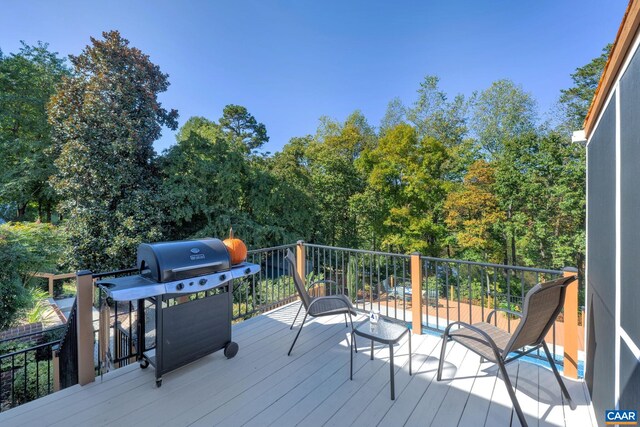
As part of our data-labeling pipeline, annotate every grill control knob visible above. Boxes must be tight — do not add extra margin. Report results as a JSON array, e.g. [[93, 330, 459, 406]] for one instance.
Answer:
[[176, 283, 184, 291], [199, 278, 207, 286], [219, 274, 226, 281]]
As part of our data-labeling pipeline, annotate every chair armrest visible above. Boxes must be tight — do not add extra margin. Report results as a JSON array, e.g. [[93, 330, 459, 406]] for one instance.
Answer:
[[486, 308, 522, 324], [444, 321, 503, 360]]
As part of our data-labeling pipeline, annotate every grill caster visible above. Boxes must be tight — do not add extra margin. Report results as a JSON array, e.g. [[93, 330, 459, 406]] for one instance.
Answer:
[[140, 359, 149, 369], [224, 341, 239, 359], [156, 378, 162, 387]]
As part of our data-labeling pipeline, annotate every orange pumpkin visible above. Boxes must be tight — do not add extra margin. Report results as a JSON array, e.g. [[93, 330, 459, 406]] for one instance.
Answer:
[[223, 227, 247, 265]]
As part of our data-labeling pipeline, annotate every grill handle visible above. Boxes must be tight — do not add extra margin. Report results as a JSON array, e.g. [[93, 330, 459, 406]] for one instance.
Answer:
[[170, 261, 224, 273]]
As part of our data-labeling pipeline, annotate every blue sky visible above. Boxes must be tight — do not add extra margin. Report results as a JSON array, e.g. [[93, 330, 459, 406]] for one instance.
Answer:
[[0, 0, 627, 154]]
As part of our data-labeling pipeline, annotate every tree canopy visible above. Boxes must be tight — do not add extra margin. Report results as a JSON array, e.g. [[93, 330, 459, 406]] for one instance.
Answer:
[[48, 31, 178, 271], [0, 33, 609, 280]]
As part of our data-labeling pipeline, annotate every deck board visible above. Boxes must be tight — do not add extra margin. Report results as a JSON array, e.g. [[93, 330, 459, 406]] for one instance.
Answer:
[[0, 302, 594, 427]]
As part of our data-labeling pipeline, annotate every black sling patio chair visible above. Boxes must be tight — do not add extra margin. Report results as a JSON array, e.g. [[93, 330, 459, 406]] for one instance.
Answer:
[[436, 275, 578, 427], [285, 249, 358, 356]]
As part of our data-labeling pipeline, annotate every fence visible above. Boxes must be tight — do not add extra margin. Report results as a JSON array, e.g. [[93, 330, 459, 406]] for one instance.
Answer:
[[44, 240, 580, 396], [301, 243, 581, 378], [0, 325, 65, 412], [32, 272, 76, 297]]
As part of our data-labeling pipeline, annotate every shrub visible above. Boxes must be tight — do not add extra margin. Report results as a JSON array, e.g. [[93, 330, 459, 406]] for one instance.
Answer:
[[0, 222, 63, 329], [11, 359, 53, 405]]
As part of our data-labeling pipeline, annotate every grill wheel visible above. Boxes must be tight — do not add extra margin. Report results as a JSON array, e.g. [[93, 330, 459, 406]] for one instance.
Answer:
[[224, 341, 239, 358]]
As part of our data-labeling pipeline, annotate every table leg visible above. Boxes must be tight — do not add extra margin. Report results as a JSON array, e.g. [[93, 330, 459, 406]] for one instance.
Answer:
[[350, 332, 354, 380], [389, 343, 395, 400], [370, 339, 374, 360], [408, 331, 412, 375]]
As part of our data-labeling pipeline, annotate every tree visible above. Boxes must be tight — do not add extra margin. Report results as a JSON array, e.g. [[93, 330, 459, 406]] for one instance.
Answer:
[[559, 44, 612, 130], [471, 79, 537, 158], [48, 31, 178, 271], [359, 123, 448, 254], [219, 104, 269, 152], [405, 75, 474, 182], [379, 97, 405, 135], [445, 160, 505, 262], [307, 111, 375, 247], [0, 42, 68, 221], [161, 117, 246, 240]]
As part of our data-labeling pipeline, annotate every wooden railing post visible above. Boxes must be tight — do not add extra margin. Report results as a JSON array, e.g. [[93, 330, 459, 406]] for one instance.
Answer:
[[76, 270, 95, 386], [48, 275, 55, 297], [52, 344, 61, 392], [296, 241, 306, 286], [411, 253, 423, 335], [563, 267, 579, 379]]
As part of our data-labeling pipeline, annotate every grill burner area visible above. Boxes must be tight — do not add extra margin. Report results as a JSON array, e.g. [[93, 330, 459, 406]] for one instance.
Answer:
[[97, 238, 260, 387]]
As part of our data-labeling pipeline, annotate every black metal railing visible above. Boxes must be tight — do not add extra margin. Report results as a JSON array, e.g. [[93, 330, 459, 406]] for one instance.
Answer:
[[304, 243, 412, 319], [0, 325, 66, 412], [234, 244, 298, 320], [302, 243, 572, 364], [56, 298, 78, 390], [419, 255, 566, 361], [92, 268, 140, 374]]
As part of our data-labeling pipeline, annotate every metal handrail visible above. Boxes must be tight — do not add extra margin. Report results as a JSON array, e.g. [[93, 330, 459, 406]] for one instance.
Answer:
[[0, 340, 62, 360], [420, 255, 563, 275], [248, 243, 296, 254], [0, 325, 66, 345], [303, 243, 412, 259], [91, 267, 138, 279]]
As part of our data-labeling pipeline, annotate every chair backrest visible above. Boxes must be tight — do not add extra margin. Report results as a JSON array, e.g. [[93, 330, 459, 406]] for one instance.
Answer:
[[285, 249, 311, 309], [503, 275, 577, 355]]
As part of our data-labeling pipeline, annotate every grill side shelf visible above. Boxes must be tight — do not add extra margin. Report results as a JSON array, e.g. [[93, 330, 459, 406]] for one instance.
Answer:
[[97, 275, 166, 301]]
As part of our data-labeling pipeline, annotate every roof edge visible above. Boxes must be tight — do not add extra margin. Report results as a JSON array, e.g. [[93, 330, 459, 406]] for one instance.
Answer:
[[584, 0, 640, 139]]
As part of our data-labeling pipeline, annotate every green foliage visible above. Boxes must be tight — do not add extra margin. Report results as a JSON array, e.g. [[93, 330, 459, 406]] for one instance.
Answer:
[[471, 79, 537, 158], [359, 123, 448, 254], [0, 42, 68, 221], [11, 359, 53, 406], [161, 114, 313, 247], [219, 104, 269, 152], [0, 222, 63, 329], [0, 31, 604, 291], [48, 31, 178, 271], [24, 287, 50, 324], [559, 44, 612, 130]]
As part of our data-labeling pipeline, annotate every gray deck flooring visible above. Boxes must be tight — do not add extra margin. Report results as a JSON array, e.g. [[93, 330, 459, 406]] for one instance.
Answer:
[[0, 302, 594, 426]]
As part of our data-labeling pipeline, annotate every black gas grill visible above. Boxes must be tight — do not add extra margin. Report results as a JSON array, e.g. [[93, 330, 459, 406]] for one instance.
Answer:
[[98, 238, 260, 387]]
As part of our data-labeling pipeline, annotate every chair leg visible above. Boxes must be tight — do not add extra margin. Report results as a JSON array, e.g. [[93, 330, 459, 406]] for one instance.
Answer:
[[344, 313, 348, 327], [290, 303, 303, 330], [288, 312, 308, 356], [542, 341, 576, 410], [437, 331, 449, 381], [496, 359, 528, 427]]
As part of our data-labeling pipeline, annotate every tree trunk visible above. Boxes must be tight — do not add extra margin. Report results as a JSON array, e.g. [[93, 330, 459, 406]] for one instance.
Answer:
[[17, 202, 27, 219], [511, 234, 517, 266]]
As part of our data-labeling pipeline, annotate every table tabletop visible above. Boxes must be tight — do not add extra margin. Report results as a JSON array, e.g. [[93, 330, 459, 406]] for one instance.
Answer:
[[353, 318, 410, 344]]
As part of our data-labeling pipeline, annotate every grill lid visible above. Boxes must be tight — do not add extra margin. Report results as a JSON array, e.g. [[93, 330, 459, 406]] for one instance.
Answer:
[[138, 238, 231, 283]]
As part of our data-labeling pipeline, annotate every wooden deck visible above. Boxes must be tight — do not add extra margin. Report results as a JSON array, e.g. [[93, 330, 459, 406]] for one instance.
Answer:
[[0, 303, 594, 427]]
